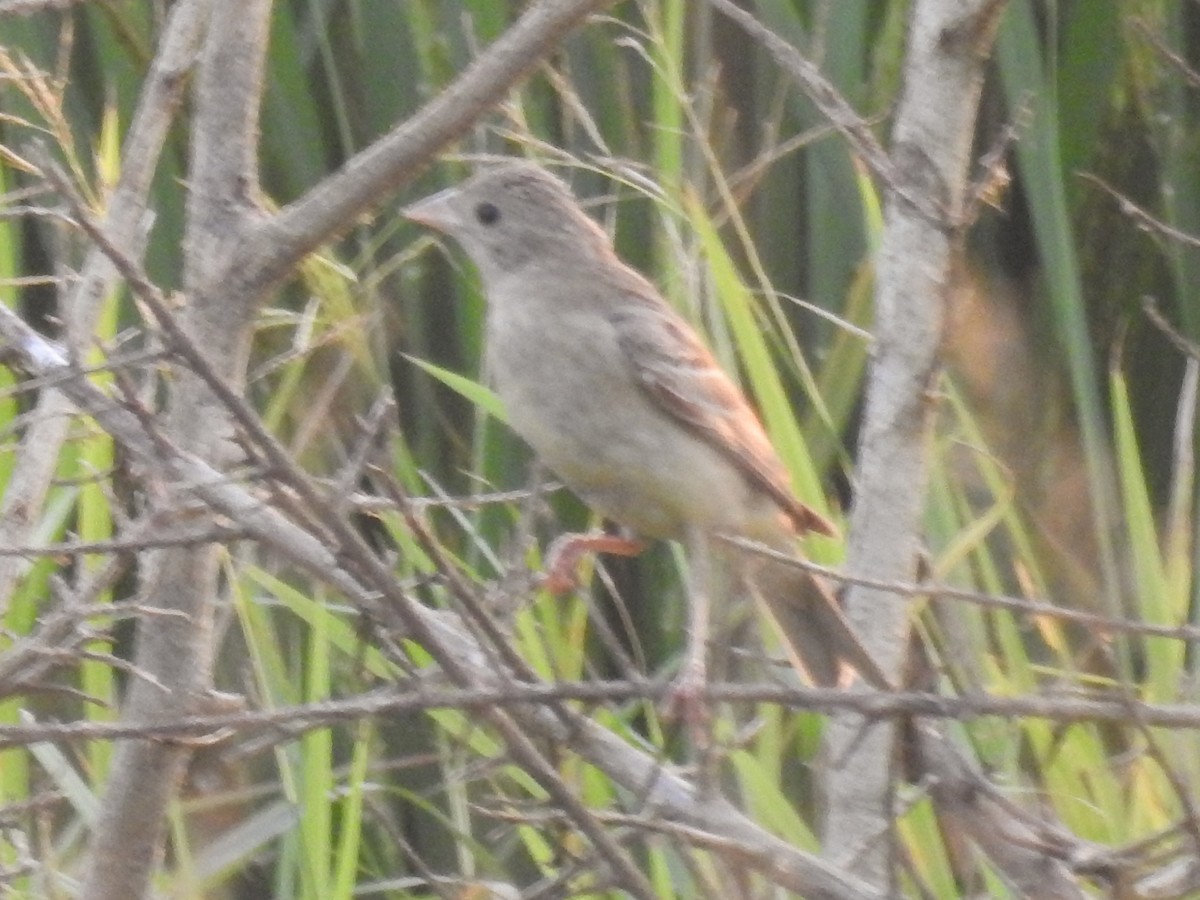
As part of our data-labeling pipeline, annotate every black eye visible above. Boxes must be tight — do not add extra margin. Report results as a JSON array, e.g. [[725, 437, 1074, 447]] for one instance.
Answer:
[[475, 202, 500, 226]]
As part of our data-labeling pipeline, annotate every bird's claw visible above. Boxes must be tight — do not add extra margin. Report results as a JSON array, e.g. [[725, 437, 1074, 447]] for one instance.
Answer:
[[538, 531, 647, 595]]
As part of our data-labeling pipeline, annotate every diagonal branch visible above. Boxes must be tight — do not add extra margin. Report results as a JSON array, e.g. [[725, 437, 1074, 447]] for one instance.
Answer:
[[232, 0, 619, 299], [708, 0, 902, 205]]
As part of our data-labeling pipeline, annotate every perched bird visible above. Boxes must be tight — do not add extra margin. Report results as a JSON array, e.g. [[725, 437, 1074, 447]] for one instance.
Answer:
[[404, 162, 886, 706]]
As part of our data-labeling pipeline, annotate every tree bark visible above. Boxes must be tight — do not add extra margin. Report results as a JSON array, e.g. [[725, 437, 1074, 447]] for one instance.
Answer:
[[822, 0, 1005, 888], [79, 1, 272, 896]]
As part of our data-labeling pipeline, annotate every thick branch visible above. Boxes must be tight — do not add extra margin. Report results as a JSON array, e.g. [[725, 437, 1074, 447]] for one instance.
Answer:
[[821, 0, 1006, 889], [232, 0, 616, 299], [80, 1, 271, 896]]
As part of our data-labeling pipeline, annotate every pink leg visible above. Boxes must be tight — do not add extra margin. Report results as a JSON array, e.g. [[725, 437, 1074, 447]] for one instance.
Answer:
[[665, 528, 713, 735], [539, 531, 647, 594]]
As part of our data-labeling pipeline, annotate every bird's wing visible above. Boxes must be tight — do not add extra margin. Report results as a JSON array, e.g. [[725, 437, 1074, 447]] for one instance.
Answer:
[[609, 292, 836, 537]]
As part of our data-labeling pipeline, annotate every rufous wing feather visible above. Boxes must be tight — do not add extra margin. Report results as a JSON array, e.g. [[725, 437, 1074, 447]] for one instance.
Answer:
[[610, 296, 836, 537]]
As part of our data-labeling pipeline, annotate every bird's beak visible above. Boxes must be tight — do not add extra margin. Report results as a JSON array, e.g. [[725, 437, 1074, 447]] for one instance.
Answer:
[[402, 187, 462, 233]]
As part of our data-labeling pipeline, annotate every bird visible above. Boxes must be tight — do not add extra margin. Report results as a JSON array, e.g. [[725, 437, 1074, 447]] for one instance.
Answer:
[[403, 162, 887, 711]]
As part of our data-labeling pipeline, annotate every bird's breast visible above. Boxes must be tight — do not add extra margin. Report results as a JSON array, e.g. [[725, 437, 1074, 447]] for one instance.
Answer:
[[484, 285, 785, 541]]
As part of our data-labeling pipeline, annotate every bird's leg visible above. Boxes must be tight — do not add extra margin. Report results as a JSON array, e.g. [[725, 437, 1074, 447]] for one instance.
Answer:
[[666, 527, 713, 734], [539, 530, 647, 594]]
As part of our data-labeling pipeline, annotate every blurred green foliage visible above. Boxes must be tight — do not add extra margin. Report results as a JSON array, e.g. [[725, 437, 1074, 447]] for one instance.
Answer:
[[2, 1, 1200, 896]]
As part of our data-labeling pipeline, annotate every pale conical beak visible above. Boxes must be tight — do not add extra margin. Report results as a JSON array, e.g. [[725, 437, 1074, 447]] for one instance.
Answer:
[[402, 186, 462, 233]]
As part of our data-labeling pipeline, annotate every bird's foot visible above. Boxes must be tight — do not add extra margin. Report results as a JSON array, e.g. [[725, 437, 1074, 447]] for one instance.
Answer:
[[538, 531, 647, 594]]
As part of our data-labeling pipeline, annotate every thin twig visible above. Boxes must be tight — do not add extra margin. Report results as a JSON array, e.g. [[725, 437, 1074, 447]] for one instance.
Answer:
[[722, 533, 1200, 645], [8, 678, 1200, 749]]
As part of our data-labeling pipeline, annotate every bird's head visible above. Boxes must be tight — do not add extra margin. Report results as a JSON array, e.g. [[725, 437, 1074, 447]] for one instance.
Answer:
[[404, 163, 614, 282]]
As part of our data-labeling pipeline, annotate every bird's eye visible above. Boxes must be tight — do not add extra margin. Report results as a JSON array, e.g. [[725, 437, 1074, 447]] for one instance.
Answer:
[[475, 202, 501, 226]]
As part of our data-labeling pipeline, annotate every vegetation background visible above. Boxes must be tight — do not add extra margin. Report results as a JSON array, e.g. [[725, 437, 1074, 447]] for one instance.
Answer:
[[1, 0, 1199, 897]]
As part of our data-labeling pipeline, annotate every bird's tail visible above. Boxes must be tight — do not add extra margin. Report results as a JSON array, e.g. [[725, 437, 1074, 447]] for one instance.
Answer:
[[747, 554, 892, 690]]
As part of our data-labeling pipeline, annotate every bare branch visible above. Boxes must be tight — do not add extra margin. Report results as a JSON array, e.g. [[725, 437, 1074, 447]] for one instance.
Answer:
[[1144, 295, 1200, 361], [234, 0, 618, 298], [815, 0, 1006, 887], [724, 534, 1200, 645], [11, 680, 1200, 748], [181, 0, 264, 294], [79, 1, 268, 894], [1081, 172, 1200, 251], [1131, 16, 1200, 90], [708, 0, 914, 211], [915, 728, 1089, 899]]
